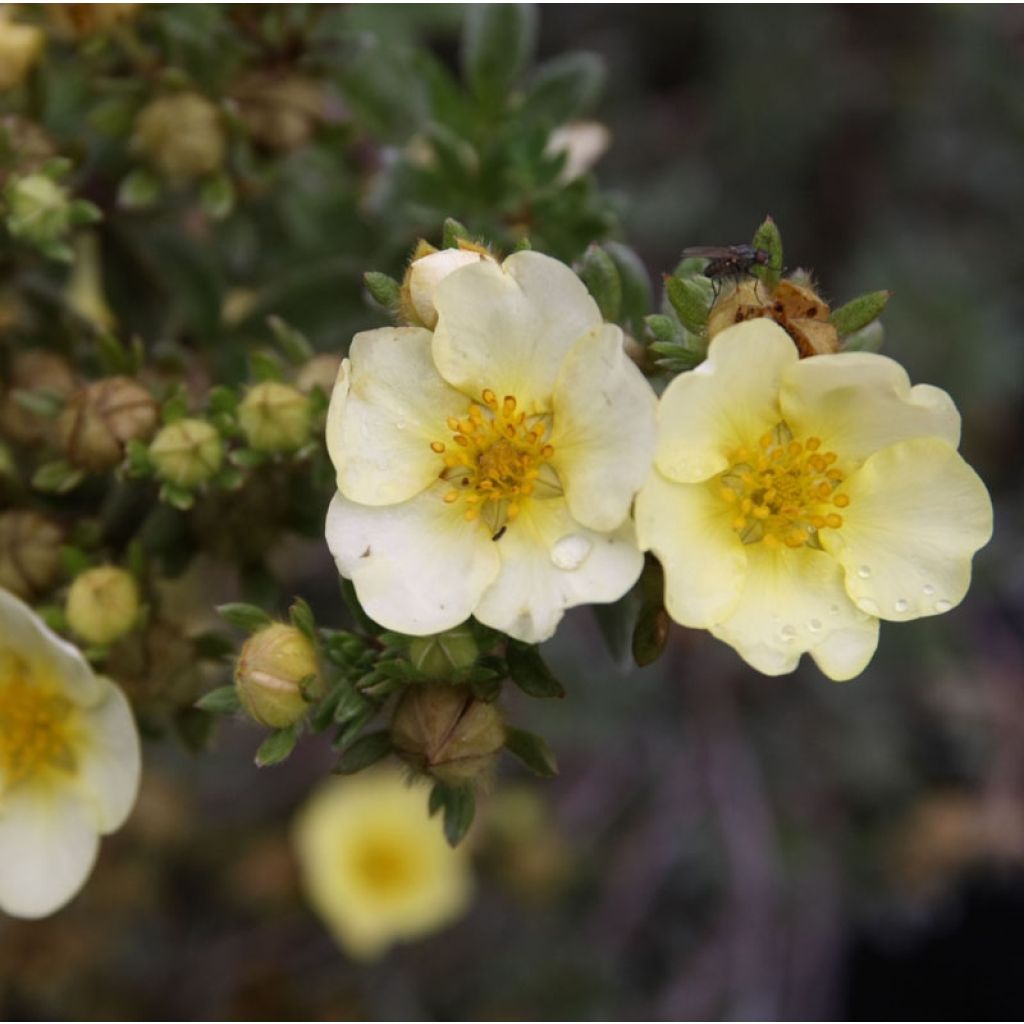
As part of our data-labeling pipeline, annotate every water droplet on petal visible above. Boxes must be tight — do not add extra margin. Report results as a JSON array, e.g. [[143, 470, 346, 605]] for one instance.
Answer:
[[935, 599, 952, 613], [859, 597, 880, 616], [808, 618, 823, 633], [550, 534, 592, 571], [894, 598, 909, 614], [857, 565, 872, 579], [922, 583, 936, 596], [780, 624, 797, 643]]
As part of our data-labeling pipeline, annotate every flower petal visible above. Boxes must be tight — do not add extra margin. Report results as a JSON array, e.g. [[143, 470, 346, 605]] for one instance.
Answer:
[[0, 784, 99, 918], [407, 248, 491, 330], [473, 495, 643, 643], [75, 679, 141, 833], [781, 351, 962, 466], [327, 327, 468, 506], [710, 544, 879, 680], [655, 320, 798, 483], [634, 469, 747, 628], [432, 250, 602, 413], [325, 487, 500, 636], [821, 437, 993, 621], [549, 324, 657, 531]]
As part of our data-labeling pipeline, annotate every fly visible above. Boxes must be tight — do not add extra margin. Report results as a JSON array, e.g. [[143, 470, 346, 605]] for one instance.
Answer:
[[680, 244, 774, 281]]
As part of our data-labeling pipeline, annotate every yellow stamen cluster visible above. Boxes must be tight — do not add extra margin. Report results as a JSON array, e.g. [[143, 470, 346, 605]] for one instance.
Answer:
[[431, 389, 557, 536], [350, 833, 421, 899], [718, 427, 850, 549], [0, 669, 76, 786]]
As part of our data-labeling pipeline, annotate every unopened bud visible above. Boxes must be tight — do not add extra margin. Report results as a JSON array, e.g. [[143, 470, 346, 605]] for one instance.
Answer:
[[232, 72, 324, 152], [57, 376, 158, 471], [391, 684, 505, 786], [133, 93, 225, 182], [237, 381, 311, 453], [0, 349, 76, 445], [66, 565, 140, 645], [4, 174, 71, 247], [408, 627, 479, 680], [0, 510, 63, 598], [294, 353, 342, 396], [0, 9, 44, 92], [235, 623, 322, 728], [149, 418, 223, 487], [401, 242, 494, 330]]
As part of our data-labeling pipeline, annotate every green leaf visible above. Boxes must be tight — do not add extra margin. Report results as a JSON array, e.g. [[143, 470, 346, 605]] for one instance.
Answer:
[[200, 172, 235, 221], [841, 321, 885, 353], [632, 603, 671, 667], [161, 392, 189, 424], [461, 3, 537, 103], [249, 350, 283, 382], [118, 168, 161, 211], [506, 641, 566, 699], [751, 215, 783, 290], [158, 481, 195, 510], [11, 388, 64, 418], [32, 460, 85, 494], [333, 729, 392, 774], [195, 685, 242, 714], [217, 602, 273, 633], [442, 216, 471, 249], [363, 271, 401, 310], [523, 51, 605, 123], [579, 243, 622, 322], [830, 290, 892, 336], [605, 241, 653, 334], [645, 313, 683, 344], [665, 275, 710, 337], [68, 199, 102, 227], [60, 545, 92, 578], [441, 785, 476, 847], [288, 597, 317, 644], [94, 331, 132, 375], [267, 315, 314, 365], [428, 782, 446, 817], [504, 726, 558, 777], [255, 724, 299, 767]]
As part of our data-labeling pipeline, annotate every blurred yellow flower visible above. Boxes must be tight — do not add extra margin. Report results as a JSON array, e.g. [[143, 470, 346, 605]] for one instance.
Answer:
[[636, 320, 993, 680], [325, 250, 657, 643], [293, 768, 472, 959], [0, 587, 141, 918]]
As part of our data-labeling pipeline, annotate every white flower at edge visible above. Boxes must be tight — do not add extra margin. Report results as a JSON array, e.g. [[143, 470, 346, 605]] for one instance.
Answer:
[[635, 319, 993, 680], [325, 250, 657, 644], [0, 587, 141, 918]]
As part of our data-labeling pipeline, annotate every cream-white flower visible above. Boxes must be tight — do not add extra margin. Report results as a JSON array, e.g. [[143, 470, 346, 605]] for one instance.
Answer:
[[636, 319, 993, 680], [326, 250, 657, 643], [0, 587, 141, 918], [404, 245, 494, 330]]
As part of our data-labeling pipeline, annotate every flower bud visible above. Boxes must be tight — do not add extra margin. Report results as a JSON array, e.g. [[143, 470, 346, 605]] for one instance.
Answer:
[[237, 381, 311, 453], [66, 565, 140, 645], [407, 627, 479, 680], [400, 242, 494, 330], [294, 353, 342, 396], [4, 174, 71, 247], [0, 9, 44, 92], [232, 72, 324, 152], [544, 121, 611, 183], [0, 349, 76, 445], [149, 418, 223, 488], [234, 623, 322, 728], [133, 93, 225, 182], [0, 510, 63, 598], [391, 684, 505, 786], [57, 376, 158, 471]]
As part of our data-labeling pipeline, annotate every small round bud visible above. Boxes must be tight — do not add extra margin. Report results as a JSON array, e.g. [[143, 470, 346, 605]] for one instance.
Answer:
[[0, 349, 76, 445], [0, 9, 44, 92], [4, 174, 71, 247], [66, 565, 140, 645], [407, 627, 479, 680], [401, 244, 492, 330], [235, 623, 322, 729], [149, 418, 223, 488], [133, 93, 226, 182], [391, 684, 505, 786], [294, 353, 342, 396], [237, 381, 311, 453], [0, 510, 63, 598], [57, 376, 158, 471], [232, 72, 324, 152]]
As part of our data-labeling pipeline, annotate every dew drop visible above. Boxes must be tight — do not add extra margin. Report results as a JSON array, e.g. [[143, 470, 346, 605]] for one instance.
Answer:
[[550, 534, 592, 571], [894, 598, 909, 614], [935, 599, 952, 613], [859, 597, 880, 616], [922, 584, 936, 596], [780, 624, 798, 643], [808, 618, 823, 633], [857, 565, 872, 579]]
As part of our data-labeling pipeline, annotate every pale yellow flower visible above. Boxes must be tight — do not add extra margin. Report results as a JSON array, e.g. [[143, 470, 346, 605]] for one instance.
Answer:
[[293, 769, 472, 959], [0, 587, 141, 918], [325, 250, 657, 643], [636, 320, 993, 680]]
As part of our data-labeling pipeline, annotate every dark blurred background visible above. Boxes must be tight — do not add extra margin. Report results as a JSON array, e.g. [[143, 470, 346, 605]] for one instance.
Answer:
[[3, 5, 1024, 1020]]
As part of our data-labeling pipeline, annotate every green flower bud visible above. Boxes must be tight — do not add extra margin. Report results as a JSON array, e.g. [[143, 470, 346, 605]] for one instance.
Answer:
[[133, 93, 225, 182], [0, 510, 63, 599], [149, 418, 223, 488], [237, 381, 311, 453], [57, 376, 158, 471], [391, 684, 505, 786], [66, 565, 140, 645], [4, 174, 71, 248], [408, 627, 479, 680], [234, 623, 322, 729]]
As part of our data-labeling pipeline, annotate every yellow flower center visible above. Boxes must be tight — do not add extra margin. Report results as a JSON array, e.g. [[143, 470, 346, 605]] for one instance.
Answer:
[[349, 832, 421, 901], [430, 389, 560, 537], [718, 425, 850, 549], [0, 667, 76, 786]]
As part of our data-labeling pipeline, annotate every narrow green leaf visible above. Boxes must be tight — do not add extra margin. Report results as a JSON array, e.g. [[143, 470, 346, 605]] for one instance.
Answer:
[[830, 290, 892, 337], [442, 216, 471, 249], [665, 275, 710, 337], [579, 243, 622, 322], [195, 685, 242, 714], [11, 388, 64, 418], [200, 172, 235, 221], [523, 51, 605, 123], [217, 602, 273, 633], [267, 315, 314, 364], [333, 729, 392, 774], [605, 241, 653, 333], [442, 785, 476, 847], [506, 641, 566, 699], [363, 271, 401, 310], [504, 726, 558, 777], [751, 215, 783, 290], [32, 460, 85, 494], [461, 4, 537, 102], [288, 597, 317, 644], [428, 782, 446, 817], [255, 724, 299, 767], [840, 321, 885, 353], [118, 168, 161, 211]]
